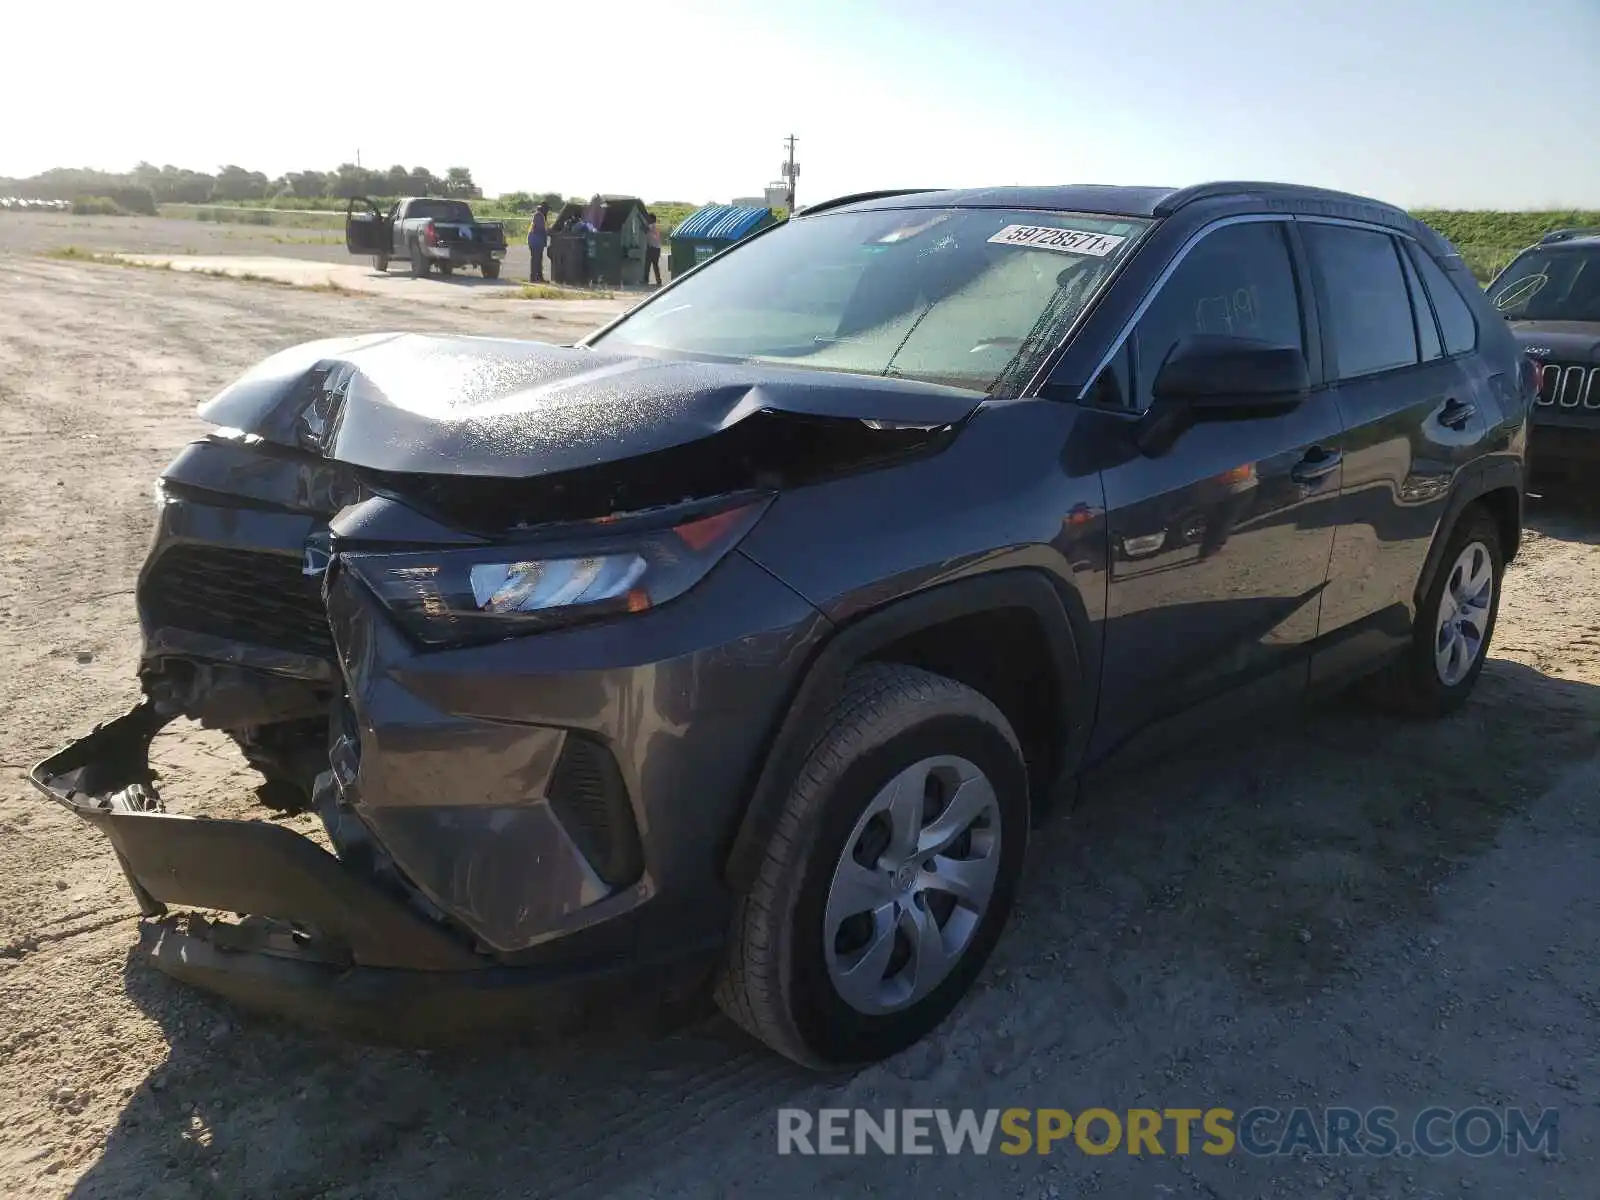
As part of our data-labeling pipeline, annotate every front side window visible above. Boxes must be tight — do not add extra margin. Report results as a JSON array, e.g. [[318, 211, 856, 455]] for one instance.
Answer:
[[1127, 220, 1305, 408], [589, 207, 1150, 394], [1485, 246, 1600, 324], [1303, 224, 1418, 380]]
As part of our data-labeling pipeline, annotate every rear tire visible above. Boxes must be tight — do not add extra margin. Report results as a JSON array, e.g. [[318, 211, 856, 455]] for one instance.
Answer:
[[482, 260, 501, 280], [1371, 505, 1503, 718], [409, 241, 428, 278], [437, 261, 454, 277], [715, 664, 1028, 1069]]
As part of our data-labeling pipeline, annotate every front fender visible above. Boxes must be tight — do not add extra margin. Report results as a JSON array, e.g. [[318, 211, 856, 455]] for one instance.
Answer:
[[720, 568, 1089, 894]]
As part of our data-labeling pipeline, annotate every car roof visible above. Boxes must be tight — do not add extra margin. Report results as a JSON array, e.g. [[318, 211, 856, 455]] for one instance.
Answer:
[[800, 180, 1455, 263], [802, 181, 1407, 220], [1530, 231, 1600, 250]]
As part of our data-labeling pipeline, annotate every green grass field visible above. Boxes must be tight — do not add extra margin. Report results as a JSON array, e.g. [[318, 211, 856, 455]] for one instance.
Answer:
[[1412, 210, 1600, 281]]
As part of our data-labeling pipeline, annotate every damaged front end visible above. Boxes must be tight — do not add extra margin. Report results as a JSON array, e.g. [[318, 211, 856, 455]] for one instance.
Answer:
[[32, 332, 973, 1035]]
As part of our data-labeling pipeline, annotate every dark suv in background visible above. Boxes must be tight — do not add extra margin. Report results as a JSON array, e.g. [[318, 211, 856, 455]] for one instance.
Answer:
[[1485, 227, 1600, 486], [35, 181, 1532, 1069]]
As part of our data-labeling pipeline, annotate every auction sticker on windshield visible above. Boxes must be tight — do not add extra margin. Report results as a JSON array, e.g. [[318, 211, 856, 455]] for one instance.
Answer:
[[988, 225, 1127, 257]]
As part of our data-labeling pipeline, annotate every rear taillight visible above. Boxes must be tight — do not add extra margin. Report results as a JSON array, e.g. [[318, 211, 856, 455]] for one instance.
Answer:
[[424, 221, 438, 246]]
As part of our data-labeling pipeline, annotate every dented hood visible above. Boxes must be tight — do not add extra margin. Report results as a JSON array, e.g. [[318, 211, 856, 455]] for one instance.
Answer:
[[197, 332, 984, 478]]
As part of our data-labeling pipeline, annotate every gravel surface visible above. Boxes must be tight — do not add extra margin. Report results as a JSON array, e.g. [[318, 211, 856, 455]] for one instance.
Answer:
[[0, 245, 1596, 1199]]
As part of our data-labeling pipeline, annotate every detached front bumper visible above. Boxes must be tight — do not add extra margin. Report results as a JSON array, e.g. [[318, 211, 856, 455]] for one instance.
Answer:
[[28, 704, 715, 1041]]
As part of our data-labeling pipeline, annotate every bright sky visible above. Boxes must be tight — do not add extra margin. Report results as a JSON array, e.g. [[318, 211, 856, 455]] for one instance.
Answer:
[[5, 0, 1597, 209]]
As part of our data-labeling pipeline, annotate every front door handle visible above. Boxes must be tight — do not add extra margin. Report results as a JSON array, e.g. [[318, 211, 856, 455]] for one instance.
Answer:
[[1290, 447, 1342, 485], [1439, 398, 1477, 430]]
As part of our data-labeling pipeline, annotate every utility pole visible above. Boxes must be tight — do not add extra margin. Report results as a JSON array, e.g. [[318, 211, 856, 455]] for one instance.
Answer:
[[781, 135, 799, 213]]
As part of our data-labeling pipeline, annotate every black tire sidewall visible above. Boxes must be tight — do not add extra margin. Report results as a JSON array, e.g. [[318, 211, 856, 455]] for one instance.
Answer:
[[786, 714, 1028, 1065], [1411, 512, 1504, 709]]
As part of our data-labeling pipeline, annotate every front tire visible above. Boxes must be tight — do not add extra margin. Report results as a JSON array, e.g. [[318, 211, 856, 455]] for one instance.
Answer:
[[716, 664, 1028, 1069], [1373, 504, 1503, 718]]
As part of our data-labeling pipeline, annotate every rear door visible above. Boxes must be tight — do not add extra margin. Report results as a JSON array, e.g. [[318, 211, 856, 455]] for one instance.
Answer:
[[1300, 220, 1488, 686], [1086, 218, 1347, 755]]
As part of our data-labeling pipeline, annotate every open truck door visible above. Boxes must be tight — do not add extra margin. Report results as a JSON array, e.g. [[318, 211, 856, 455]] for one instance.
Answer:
[[345, 197, 390, 270]]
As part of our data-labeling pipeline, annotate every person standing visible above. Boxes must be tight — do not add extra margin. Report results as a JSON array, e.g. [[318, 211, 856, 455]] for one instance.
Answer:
[[644, 212, 663, 287], [527, 201, 549, 282]]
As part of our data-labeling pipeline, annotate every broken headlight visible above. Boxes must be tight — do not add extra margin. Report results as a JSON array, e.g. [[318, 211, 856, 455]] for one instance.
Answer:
[[341, 497, 770, 646]]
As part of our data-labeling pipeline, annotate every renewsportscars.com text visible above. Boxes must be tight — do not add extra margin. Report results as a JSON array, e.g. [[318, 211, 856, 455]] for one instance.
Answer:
[[776, 1106, 1559, 1158]]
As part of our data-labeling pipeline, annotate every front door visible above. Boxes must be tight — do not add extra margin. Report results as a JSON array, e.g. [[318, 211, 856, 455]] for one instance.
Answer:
[[344, 197, 386, 256], [1083, 218, 1347, 756]]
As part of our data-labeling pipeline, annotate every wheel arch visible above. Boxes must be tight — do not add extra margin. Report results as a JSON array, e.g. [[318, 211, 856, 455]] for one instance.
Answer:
[[1414, 460, 1523, 611], [721, 569, 1092, 895]]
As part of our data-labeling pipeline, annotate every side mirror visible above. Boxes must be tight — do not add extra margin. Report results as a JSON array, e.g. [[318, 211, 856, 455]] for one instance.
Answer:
[[1137, 335, 1310, 456]]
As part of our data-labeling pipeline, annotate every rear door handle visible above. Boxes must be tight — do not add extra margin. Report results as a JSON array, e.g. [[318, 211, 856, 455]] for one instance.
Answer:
[[1290, 448, 1342, 485], [1439, 398, 1477, 430]]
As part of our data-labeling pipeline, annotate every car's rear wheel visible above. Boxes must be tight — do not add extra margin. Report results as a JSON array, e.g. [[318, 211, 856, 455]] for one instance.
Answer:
[[1373, 505, 1503, 718], [716, 664, 1028, 1068], [409, 241, 428, 278], [437, 261, 454, 277], [482, 260, 501, 280]]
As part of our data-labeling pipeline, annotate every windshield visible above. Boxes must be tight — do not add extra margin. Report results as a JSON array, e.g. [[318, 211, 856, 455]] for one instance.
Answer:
[[408, 199, 475, 223], [1486, 247, 1600, 322], [590, 207, 1150, 393]]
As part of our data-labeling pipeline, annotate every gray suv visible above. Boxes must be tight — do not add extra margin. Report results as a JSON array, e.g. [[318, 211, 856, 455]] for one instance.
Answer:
[[33, 182, 1533, 1068]]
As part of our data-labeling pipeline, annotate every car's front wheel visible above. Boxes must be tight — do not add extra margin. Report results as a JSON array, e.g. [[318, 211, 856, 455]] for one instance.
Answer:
[[716, 664, 1028, 1068], [1374, 504, 1504, 717]]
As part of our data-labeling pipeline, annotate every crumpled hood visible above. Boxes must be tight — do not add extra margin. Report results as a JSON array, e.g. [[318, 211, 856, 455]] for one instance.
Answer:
[[197, 332, 984, 478], [1508, 320, 1600, 363]]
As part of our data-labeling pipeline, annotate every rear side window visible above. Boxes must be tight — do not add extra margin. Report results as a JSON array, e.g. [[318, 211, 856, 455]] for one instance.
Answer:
[[1409, 246, 1479, 356], [1129, 221, 1304, 408], [1304, 224, 1422, 379], [1398, 247, 1444, 362]]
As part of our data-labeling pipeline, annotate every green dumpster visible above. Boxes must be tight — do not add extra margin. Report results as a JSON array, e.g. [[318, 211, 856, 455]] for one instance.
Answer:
[[668, 205, 779, 277]]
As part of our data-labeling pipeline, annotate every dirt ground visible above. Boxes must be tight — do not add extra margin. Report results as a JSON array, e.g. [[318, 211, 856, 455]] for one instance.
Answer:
[[1, 227, 1598, 1199]]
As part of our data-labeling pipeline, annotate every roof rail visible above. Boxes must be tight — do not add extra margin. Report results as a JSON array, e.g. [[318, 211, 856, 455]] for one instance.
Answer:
[[1539, 227, 1600, 244], [1153, 180, 1403, 218], [793, 189, 940, 217]]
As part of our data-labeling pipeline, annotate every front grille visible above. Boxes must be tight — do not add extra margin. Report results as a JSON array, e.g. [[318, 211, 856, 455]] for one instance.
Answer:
[[142, 545, 334, 660], [547, 733, 643, 889], [1535, 362, 1600, 410]]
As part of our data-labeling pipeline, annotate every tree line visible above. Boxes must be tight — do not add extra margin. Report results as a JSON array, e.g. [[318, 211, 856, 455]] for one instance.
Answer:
[[0, 162, 486, 207]]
